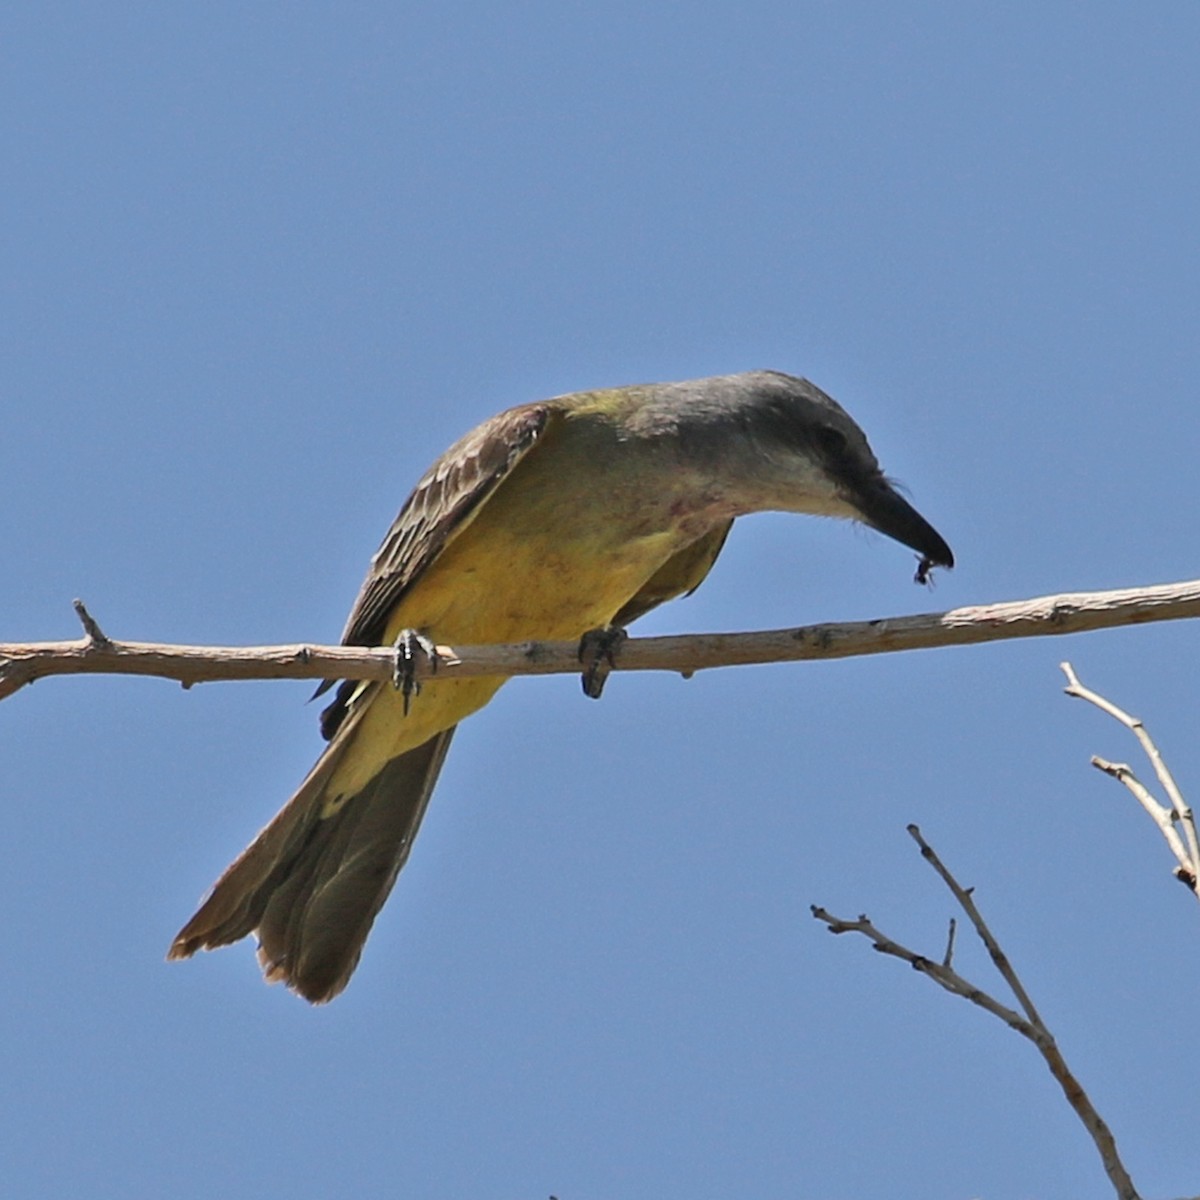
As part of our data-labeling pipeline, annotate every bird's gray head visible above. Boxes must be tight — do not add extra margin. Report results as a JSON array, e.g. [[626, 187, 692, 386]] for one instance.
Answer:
[[648, 370, 954, 575]]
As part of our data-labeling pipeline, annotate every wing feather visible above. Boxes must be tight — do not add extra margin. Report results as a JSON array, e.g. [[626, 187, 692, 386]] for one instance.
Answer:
[[317, 401, 559, 738], [342, 401, 558, 647]]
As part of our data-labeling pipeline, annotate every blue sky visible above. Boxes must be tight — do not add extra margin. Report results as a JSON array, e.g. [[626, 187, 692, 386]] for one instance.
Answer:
[[4, 5, 1199, 1197]]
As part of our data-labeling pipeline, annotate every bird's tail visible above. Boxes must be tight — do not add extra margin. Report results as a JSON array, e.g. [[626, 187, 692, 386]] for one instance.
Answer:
[[168, 724, 456, 1003]]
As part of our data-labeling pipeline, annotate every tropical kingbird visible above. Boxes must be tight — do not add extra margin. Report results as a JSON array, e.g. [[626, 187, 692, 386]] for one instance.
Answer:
[[169, 370, 953, 1002]]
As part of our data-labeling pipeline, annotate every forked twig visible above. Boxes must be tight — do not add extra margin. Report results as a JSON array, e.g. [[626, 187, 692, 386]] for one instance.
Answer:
[[812, 825, 1140, 1200], [1060, 662, 1200, 896]]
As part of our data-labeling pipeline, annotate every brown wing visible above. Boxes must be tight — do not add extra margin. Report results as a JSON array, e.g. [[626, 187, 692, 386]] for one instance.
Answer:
[[611, 519, 734, 627], [342, 400, 559, 647], [317, 401, 560, 738]]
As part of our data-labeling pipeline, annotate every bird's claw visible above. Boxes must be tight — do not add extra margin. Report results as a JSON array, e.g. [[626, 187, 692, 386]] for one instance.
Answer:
[[392, 629, 439, 715], [578, 626, 627, 699]]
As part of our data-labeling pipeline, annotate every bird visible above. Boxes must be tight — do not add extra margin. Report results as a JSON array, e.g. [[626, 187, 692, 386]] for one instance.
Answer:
[[168, 370, 953, 1002]]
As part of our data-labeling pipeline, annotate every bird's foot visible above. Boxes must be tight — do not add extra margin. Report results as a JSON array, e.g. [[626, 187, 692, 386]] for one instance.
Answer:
[[578, 625, 628, 699], [391, 628, 439, 715]]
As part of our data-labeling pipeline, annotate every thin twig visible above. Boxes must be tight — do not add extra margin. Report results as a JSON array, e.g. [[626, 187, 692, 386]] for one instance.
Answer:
[[942, 916, 957, 968], [810, 906, 1039, 1037], [1061, 663, 1200, 897], [906, 824, 1045, 1027], [813, 827, 1141, 1200], [72, 599, 111, 647], [3, 577, 1200, 704], [1090, 758, 1195, 888]]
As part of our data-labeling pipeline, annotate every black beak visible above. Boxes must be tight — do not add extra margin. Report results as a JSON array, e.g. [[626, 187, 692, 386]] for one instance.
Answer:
[[851, 478, 954, 571]]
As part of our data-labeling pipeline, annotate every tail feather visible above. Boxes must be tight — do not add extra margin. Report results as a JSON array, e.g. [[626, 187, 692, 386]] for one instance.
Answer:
[[259, 730, 454, 1000], [169, 726, 456, 1004]]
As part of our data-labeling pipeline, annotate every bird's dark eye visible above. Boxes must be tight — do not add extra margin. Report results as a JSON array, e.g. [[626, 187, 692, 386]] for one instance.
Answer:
[[813, 426, 847, 457]]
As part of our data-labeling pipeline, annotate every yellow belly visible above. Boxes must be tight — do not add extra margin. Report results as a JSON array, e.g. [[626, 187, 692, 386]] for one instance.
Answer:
[[324, 426, 691, 799]]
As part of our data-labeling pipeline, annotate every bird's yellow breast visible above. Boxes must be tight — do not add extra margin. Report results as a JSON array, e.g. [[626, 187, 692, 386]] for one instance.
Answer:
[[324, 412, 709, 799]]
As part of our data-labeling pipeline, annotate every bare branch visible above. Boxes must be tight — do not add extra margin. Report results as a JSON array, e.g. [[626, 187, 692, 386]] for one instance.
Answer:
[[1091, 758, 1196, 889], [813, 829, 1141, 1200], [3, 578, 1200, 703], [810, 905, 1039, 1038], [1061, 663, 1200, 897], [905, 824, 1046, 1027]]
